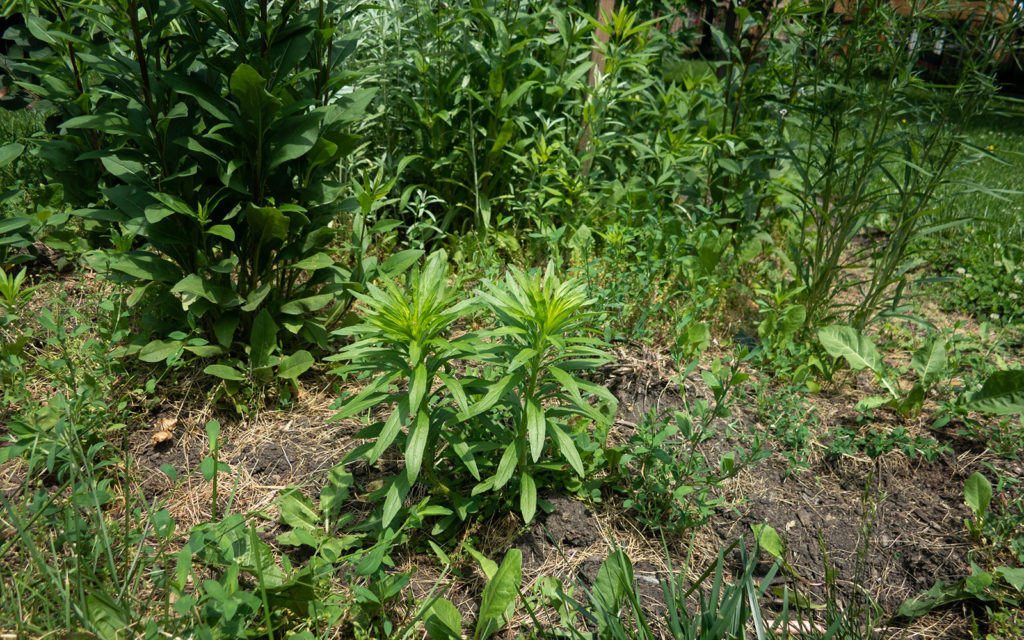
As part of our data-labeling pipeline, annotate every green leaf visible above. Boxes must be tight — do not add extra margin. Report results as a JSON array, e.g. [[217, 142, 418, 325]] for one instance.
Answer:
[[379, 249, 424, 277], [965, 370, 1024, 415], [964, 472, 992, 520], [280, 293, 333, 315], [109, 252, 182, 282], [751, 523, 785, 560], [24, 14, 57, 45], [493, 444, 517, 490], [245, 205, 290, 250], [382, 470, 412, 529], [424, 598, 462, 640], [355, 541, 389, 577], [290, 253, 335, 270], [277, 350, 314, 380], [898, 383, 926, 417], [267, 113, 321, 170], [519, 473, 537, 524], [205, 420, 221, 450], [465, 543, 499, 580], [164, 70, 235, 121], [592, 550, 632, 617], [0, 143, 25, 169], [911, 338, 947, 386], [475, 549, 522, 640], [320, 463, 353, 518], [206, 224, 236, 241], [277, 487, 320, 532], [171, 274, 239, 308], [369, 398, 409, 463], [250, 309, 278, 369], [242, 282, 273, 312], [409, 363, 429, 409], [897, 580, 961, 619], [777, 304, 806, 344], [817, 325, 884, 373], [551, 424, 584, 477], [996, 566, 1024, 592], [458, 373, 521, 420], [204, 364, 246, 381], [214, 312, 240, 348], [139, 339, 183, 363], [525, 398, 545, 462], [405, 410, 430, 483], [230, 64, 282, 132], [438, 372, 470, 415], [184, 344, 224, 357], [100, 155, 147, 185], [855, 395, 891, 412]]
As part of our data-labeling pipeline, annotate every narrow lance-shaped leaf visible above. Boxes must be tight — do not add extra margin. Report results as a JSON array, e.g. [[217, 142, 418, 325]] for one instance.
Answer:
[[525, 398, 545, 462], [519, 473, 537, 524], [369, 397, 410, 463], [551, 424, 584, 477], [405, 410, 430, 483], [493, 444, 518, 490]]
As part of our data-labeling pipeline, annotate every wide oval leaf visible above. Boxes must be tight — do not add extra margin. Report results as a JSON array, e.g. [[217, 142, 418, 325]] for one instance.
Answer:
[[965, 370, 1024, 415], [475, 549, 522, 640], [817, 325, 883, 373], [204, 364, 246, 381], [277, 350, 314, 380], [139, 339, 183, 363]]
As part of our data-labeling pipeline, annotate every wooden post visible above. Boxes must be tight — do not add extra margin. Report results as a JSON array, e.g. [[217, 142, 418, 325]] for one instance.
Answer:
[[579, 0, 616, 174]]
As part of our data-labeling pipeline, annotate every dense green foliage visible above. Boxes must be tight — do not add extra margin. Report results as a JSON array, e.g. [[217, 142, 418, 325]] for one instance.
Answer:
[[2, 0, 1024, 638]]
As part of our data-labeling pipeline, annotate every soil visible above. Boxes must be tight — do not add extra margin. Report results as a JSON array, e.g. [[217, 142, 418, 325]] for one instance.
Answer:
[[570, 347, 1023, 638], [107, 343, 1020, 638]]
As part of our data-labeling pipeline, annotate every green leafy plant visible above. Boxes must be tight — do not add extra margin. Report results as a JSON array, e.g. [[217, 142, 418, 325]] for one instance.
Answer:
[[420, 548, 522, 640], [965, 471, 994, 544], [6, 0, 375, 368], [330, 250, 616, 532], [756, 382, 817, 475], [0, 290, 169, 638], [960, 467, 1024, 565], [898, 563, 1024, 622], [609, 385, 769, 533], [898, 470, 1024, 629], [772, 0, 1019, 332], [0, 266, 37, 312], [818, 324, 948, 418], [545, 537, 783, 640]]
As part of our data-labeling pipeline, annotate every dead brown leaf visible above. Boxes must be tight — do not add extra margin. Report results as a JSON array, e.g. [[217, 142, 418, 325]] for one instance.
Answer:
[[150, 415, 178, 446]]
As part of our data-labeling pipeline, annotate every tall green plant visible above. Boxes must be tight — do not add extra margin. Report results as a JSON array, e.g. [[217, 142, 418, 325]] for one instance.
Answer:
[[3, 0, 376, 368], [353, 0, 599, 237], [773, 0, 1020, 331]]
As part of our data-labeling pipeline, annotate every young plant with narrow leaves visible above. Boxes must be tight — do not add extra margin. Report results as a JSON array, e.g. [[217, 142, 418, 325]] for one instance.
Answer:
[[330, 252, 615, 532]]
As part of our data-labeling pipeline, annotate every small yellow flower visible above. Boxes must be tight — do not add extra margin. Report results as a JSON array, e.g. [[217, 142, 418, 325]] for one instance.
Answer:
[[989, 145, 995, 151], [901, 119, 906, 124]]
